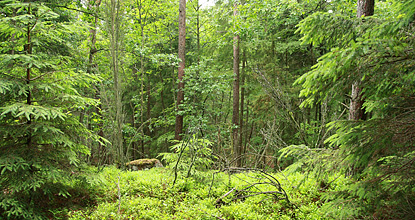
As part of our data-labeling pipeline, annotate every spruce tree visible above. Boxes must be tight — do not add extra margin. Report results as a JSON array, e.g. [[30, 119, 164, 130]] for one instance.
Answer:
[[0, 1, 99, 218]]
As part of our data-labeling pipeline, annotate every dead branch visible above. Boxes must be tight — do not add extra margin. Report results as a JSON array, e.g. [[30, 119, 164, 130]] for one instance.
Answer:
[[215, 188, 236, 206], [213, 167, 292, 207], [232, 191, 285, 202]]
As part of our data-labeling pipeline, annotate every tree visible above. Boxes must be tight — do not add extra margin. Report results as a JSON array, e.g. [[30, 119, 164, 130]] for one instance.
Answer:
[[239, 51, 246, 165], [232, 0, 241, 166], [104, 0, 125, 164], [175, 0, 186, 141], [85, 0, 105, 165], [349, 0, 374, 120], [293, 0, 415, 217], [134, 0, 149, 158], [0, 1, 99, 218]]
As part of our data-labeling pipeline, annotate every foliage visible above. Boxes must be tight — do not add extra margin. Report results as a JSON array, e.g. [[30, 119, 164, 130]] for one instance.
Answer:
[[68, 166, 349, 220], [160, 133, 216, 179], [0, 1, 101, 219], [286, 0, 415, 218]]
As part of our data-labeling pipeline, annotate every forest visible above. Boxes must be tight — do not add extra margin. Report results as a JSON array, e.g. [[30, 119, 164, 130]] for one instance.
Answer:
[[1, 0, 414, 219]]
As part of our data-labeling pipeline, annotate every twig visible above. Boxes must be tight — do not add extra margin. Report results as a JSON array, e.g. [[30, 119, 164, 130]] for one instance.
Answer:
[[220, 167, 292, 205], [48, 4, 101, 18], [215, 188, 235, 205], [232, 191, 284, 201], [116, 174, 121, 214], [172, 128, 196, 186]]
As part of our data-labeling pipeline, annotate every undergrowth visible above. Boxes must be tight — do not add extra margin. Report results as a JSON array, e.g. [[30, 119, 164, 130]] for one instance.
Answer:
[[67, 166, 350, 219]]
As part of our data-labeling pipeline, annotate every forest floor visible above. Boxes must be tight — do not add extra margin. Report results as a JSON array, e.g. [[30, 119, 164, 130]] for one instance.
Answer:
[[62, 166, 349, 220]]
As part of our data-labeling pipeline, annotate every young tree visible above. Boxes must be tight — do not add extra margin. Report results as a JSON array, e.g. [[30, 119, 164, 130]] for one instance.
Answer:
[[294, 0, 415, 217], [0, 1, 99, 218]]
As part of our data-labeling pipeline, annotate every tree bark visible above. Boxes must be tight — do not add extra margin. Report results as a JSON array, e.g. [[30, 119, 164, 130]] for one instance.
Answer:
[[196, 1, 201, 78], [232, 2, 241, 167], [108, 0, 124, 164], [349, 83, 365, 120], [349, 0, 374, 120], [144, 81, 151, 154], [139, 0, 145, 156], [356, 0, 374, 17], [175, 0, 186, 141], [239, 51, 246, 166]]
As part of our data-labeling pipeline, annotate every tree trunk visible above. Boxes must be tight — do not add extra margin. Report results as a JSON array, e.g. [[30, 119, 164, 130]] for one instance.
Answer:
[[244, 97, 250, 161], [196, 1, 200, 76], [193, 1, 201, 105], [87, 0, 103, 165], [136, 0, 147, 157], [356, 0, 374, 17], [108, 0, 124, 164], [175, 0, 186, 141], [349, 83, 365, 120], [145, 81, 152, 148], [232, 2, 241, 167], [239, 51, 246, 166], [349, 0, 374, 120], [159, 70, 166, 114], [140, 22, 145, 157], [87, 0, 101, 75]]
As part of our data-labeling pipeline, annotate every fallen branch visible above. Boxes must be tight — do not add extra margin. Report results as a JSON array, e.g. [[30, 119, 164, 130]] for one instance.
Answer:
[[233, 191, 285, 202], [215, 188, 235, 206], [213, 167, 292, 207]]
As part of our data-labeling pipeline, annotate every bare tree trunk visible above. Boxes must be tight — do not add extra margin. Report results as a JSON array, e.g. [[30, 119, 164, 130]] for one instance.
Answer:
[[144, 81, 151, 152], [107, 0, 124, 165], [244, 98, 249, 161], [195, 1, 200, 75], [349, 0, 374, 120], [232, 2, 241, 167], [175, 0, 186, 141], [349, 83, 365, 120], [140, 10, 145, 157], [357, 0, 374, 17], [239, 51, 246, 166]]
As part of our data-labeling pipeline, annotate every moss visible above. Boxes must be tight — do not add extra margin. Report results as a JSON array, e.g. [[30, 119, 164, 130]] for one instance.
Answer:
[[125, 159, 163, 170]]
